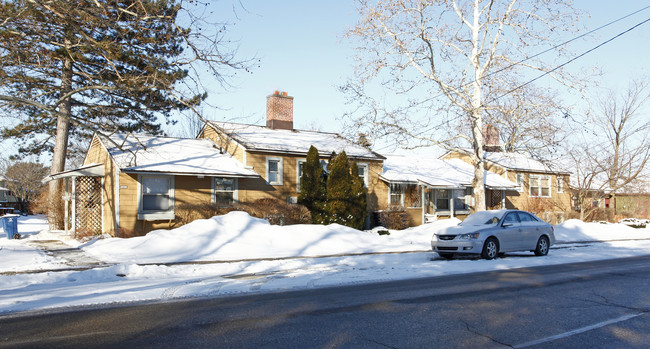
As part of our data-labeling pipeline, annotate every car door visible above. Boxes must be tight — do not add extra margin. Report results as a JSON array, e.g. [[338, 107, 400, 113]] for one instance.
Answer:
[[518, 211, 544, 249], [498, 212, 522, 252]]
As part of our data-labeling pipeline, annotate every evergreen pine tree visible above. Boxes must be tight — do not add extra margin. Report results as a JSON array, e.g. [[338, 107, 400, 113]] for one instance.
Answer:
[[298, 145, 326, 223], [324, 151, 354, 226], [349, 162, 368, 229]]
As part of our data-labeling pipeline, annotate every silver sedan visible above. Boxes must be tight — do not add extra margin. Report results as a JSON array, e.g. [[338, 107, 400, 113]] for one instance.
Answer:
[[431, 209, 555, 260]]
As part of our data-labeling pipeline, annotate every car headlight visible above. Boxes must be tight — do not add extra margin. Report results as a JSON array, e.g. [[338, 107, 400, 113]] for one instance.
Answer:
[[457, 233, 480, 240]]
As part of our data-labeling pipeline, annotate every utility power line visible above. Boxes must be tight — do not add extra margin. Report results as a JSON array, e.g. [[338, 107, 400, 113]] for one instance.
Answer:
[[372, 7, 650, 153]]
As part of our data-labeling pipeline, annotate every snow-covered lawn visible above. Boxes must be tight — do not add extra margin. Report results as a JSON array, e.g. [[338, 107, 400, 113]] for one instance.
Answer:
[[1, 212, 649, 315]]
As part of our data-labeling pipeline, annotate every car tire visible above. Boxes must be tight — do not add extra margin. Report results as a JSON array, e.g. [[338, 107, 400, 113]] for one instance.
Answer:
[[534, 236, 549, 256], [439, 253, 454, 259], [481, 238, 499, 260]]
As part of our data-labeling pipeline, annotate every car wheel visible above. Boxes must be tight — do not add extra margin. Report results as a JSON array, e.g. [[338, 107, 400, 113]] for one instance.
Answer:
[[534, 236, 549, 256], [439, 253, 454, 259], [481, 238, 499, 260]]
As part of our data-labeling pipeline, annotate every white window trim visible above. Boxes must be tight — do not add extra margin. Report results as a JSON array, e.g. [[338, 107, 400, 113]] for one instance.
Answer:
[[388, 183, 405, 207], [137, 174, 174, 220], [296, 158, 306, 193], [516, 173, 524, 193], [266, 156, 283, 185], [529, 175, 551, 198], [557, 176, 564, 193], [212, 177, 238, 206], [357, 162, 369, 188]]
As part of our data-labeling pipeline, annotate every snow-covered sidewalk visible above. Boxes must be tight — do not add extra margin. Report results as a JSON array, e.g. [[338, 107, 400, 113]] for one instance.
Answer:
[[1, 213, 649, 315]]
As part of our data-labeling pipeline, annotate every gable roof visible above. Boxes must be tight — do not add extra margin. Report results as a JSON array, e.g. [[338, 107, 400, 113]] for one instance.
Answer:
[[206, 121, 385, 160], [98, 133, 259, 177], [380, 156, 519, 190], [447, 149, 571, 175]]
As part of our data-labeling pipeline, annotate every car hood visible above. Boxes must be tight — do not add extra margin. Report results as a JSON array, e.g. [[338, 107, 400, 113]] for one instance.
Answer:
[[435, 224, 495, 236]]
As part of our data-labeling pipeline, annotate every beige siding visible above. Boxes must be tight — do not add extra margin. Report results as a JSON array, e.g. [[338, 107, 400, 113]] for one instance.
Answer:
[[504, 172, 572, 223], [442, 150, 573, 224], [116, 174, 214, 237], [199, 125, 246, 164]]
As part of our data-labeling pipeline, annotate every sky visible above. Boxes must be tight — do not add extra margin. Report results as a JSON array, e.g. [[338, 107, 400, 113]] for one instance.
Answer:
[[1, 1, 648, 166], [176, 0, 650, 153]]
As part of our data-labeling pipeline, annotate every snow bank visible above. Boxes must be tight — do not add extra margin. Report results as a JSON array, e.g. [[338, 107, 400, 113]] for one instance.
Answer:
[[82, 212, 462, 264], [554, 219, 650, 243]]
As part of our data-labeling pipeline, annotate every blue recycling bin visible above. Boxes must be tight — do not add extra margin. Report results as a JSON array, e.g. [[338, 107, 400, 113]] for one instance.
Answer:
[[2, 214, 20, 239]]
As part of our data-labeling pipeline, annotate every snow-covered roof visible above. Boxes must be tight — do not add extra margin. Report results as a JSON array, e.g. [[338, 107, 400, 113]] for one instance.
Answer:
[[99, 133, 259, 177], [449, 149, 570, 174], [207, 121, 385, 160], [380, 156, 518, 190]]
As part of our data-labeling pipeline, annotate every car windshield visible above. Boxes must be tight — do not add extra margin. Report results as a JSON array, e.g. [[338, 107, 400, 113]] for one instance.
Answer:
[[459, 211, 504, 226]]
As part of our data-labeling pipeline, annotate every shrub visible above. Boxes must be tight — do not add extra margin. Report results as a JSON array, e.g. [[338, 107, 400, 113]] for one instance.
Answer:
[[174, 203, 239, 226], [378, 206, 409, 230], [174, 199, 311, 227]]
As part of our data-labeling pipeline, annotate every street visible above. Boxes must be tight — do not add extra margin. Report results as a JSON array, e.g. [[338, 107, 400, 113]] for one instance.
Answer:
[[1, 255, 650, 348]]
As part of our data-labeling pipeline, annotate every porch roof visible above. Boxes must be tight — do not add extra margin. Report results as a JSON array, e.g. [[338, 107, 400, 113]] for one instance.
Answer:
[[380, 156, 518, 190], [42, 163, 105, 183]]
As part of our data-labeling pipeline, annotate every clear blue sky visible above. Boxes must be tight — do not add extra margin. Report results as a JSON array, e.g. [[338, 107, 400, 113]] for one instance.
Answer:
[[2, 1, 648, 165], [184, 0, 650, 139]]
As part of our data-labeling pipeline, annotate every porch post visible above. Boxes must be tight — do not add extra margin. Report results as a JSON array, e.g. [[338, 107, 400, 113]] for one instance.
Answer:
[[421, 184, 425, 224], [501, 190, 506, 209], [71, 177, 76, 233], [450, 189, 454, 218]]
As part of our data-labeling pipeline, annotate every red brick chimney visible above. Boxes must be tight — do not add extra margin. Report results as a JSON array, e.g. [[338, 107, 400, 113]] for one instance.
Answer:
[[266, 91, 293, 130], [482, 124, 501, 152]]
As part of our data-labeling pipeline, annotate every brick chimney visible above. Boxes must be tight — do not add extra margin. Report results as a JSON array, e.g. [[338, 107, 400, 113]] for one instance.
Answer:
[[482, 124, 501, 152], [266, 91, 293, 130]]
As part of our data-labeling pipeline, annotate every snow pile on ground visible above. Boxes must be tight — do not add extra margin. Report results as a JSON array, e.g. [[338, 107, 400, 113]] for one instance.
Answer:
[[554, 219, 650, 243], [2, 213, 650, 315], [82, 212, 461, 264]]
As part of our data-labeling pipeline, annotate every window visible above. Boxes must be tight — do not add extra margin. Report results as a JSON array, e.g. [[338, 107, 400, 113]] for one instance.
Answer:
[[436, 189, 450, 210], [453, 189, 469, 211], [529, 175, 551, 197], [139, 175, 174, 220], [266, 157, 283, 185], [357, 163, 369, 187], [296, 159, 306, 192], [516, 174, 524, 192], [389, 183, 405, 206], [557, 176, 564, 193], [214, 177, 237, 207]]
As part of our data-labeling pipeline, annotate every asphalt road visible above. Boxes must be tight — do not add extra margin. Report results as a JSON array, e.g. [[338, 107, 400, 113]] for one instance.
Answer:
[[1, 255, 650, 348]]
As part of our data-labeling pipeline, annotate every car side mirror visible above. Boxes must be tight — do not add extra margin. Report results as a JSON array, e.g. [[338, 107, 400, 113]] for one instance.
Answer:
[[502, 223, 513, 227]]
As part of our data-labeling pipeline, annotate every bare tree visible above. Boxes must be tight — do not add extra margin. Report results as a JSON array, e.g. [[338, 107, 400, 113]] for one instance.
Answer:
[[566, 144, 607, 220], [485, 84, 568, 157], [590, 79, 650, 200], [4, 162, 50, 213], [343, 0, 584, 210]]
